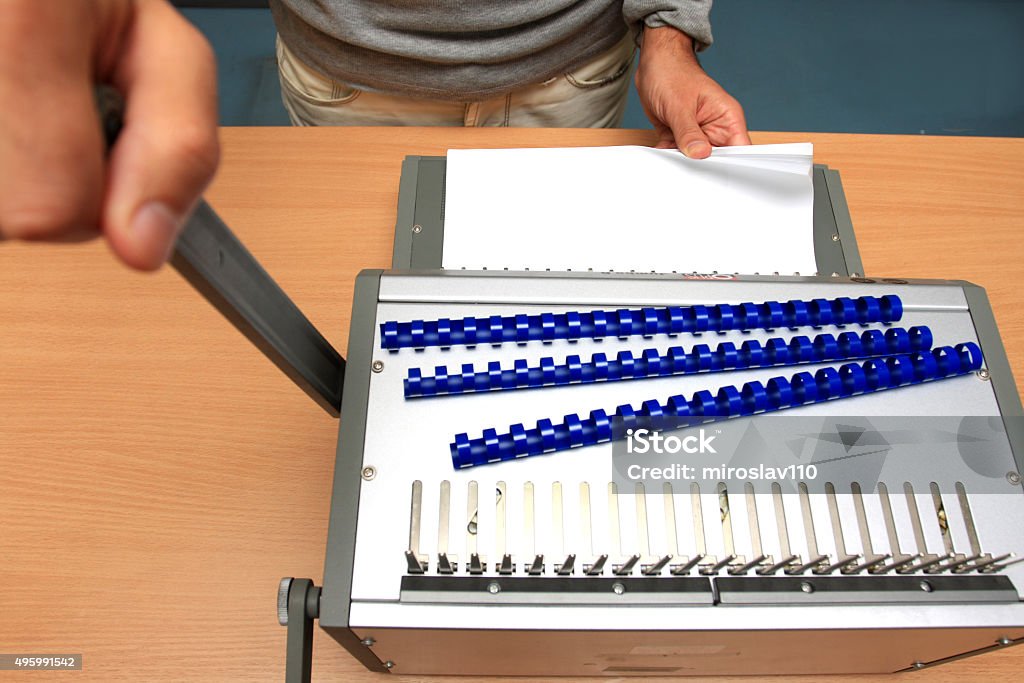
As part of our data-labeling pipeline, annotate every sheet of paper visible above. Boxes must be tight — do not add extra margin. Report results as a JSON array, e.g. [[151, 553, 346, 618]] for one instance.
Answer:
[[441, 143, 817, 275]]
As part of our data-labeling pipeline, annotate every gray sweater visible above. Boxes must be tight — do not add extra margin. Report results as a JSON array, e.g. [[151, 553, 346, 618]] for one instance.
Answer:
[[269, 1, 712, 101]]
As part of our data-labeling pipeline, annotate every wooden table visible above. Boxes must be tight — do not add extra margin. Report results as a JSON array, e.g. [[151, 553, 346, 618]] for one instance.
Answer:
[[1, 128, 1022, 682]]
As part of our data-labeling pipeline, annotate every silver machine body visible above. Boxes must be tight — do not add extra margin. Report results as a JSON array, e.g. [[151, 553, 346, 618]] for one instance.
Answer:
[[318, 270, 1024, 676]]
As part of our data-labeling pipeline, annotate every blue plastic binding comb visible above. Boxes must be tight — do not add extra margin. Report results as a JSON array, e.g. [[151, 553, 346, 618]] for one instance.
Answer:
[[381, 294, 903, 351], [449, 342, 983, 469], [405, 326, 933, 398]]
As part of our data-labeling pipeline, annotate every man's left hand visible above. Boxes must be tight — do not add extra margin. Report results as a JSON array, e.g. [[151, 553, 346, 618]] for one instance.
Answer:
[[635, 25, 750, 159]]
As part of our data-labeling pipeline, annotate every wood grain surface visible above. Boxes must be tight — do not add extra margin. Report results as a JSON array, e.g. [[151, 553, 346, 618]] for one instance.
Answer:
[[1, 127, 1022, 681]]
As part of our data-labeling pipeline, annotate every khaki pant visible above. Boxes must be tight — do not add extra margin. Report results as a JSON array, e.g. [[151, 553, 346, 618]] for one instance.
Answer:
[[276, 34, 636, 128]]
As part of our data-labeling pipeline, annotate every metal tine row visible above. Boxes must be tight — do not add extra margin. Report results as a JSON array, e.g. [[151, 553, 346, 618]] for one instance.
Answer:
[[405, 478, 1021, 576]]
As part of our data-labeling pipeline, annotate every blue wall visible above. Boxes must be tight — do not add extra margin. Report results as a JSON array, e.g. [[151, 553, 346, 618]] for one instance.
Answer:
[[181, 1, 1024, 136]]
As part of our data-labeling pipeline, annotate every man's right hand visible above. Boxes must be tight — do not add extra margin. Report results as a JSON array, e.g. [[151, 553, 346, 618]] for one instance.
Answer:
[[0, 0, 219, 270]]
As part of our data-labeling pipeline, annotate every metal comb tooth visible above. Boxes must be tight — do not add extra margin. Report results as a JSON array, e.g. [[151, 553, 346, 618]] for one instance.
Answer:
[[523, 482, 544, 575], [692, 483, 721, 575], [730, 483, 770, 574], [552, 482, 574, 575], [931, 483, 954, 554], [786, 482, 828, 574], [664, 482, 699, 575], [902, 482, 950, 573], [466, 481, 485, 574], [874, 482, 920, 573], [761, 482, 799, 575], [925, 482, 971, 573], [437, 480, 457, 574], [636, 483, 670, 575], [819, 482, 861, 574], [405, 480, 428, 574], [495, 481, 514, 575], [847, 482, 890, 574], [717, 483, 747, 574], [951, 482, 991, 573], [608, 483, 639, 576], [580, 483, 607, 575]]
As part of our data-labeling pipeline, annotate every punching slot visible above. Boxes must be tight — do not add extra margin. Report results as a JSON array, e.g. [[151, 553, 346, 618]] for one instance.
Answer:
[[716, 484, 743, 573], [930, 482, 983, 573], [610, 482, 640, 575], [930, 482, 955, 556], [730, 482, 771, 574], [952, 482, 1000, 573], [437, 480, 457, 574], [904, 482, 950, 573], [821, 482, 861, 574], [850, 482, 890, 573], [665, 483, 701, 575], [580, 483, 607, 575], [553, 482, 575, 575], [552, 482, 564, 557], [790, 482, 829, 574], [496, 481, 514, 575], [466, 481, 484, 574], [637, 484, 670, 575], [636, 483, 651, 560], [405, 480, 428, 574], [877, 482, 920, 573], [956, 482, 983, 558], [524, 482, 544, 575], [763, 482, 800, 574], [692, 483, 719, 575]]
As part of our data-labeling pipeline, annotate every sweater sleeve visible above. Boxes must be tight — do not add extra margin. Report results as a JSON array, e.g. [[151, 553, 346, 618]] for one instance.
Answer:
[[622, 0, 713, 51]]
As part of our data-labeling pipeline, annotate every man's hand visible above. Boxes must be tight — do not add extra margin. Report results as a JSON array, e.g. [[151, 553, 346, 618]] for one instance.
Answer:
[[0, 0, 219, 270], [635, 25, 750, 159]]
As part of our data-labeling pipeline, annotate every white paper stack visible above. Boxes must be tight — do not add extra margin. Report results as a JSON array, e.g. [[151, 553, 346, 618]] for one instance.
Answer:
[[441, 143, 817, 275]]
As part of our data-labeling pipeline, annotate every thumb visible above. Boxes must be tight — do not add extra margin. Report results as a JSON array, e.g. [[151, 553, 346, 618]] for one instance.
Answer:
[[667, 108, 712, 160], [102, 0, 219, 271]]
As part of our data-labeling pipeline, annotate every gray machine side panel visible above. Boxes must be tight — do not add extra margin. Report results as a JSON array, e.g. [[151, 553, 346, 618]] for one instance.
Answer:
[[393, 156, 445, 270], [394, 155, 447, 269], [812, 165, 856, 277], [318, 269, 387, 672], [392, 158, 862, 277], [963, 282, 1024, 484], [391, 158, 421, 269], [410, 157, 447, 269], [823, 167, 865, 276]]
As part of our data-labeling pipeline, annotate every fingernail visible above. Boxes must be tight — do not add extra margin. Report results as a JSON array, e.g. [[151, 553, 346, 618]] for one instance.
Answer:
[[130, 201, 181, 265], [684, 141, 708, 158]]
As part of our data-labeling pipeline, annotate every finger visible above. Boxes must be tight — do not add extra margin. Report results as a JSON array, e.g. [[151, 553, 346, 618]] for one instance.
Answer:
[[723, 97, 752, 146], [0, 4, 104, 241], [639, 99, 682, 151], [102, 0, 219, 271], [727, 129, 753, 146], [651, 122, 677, 149]]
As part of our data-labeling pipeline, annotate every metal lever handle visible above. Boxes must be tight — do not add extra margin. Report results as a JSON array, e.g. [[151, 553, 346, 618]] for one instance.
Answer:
[[96, 87, 344, 415], [171, 202, 344, 415], [278, 578, 320, 683]]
